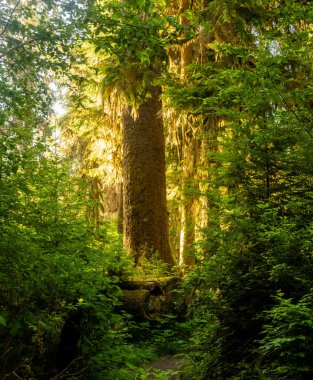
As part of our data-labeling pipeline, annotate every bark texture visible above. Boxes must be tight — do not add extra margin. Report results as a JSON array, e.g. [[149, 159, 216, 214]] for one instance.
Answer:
[[122, 86, 174, 267], [117, 181, 123, 234]]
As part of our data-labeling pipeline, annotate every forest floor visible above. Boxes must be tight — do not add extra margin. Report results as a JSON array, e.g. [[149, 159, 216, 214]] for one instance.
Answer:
[[146, 355, 184, 379]]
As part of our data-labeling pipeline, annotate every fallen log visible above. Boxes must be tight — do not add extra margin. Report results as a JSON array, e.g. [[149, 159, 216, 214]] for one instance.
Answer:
[[122, 289, 166, 321], [120, 277, 182, 321], [121, 280, 164, 294]]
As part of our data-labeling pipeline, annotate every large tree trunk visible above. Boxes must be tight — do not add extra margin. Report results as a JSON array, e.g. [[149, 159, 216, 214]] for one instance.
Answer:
[[117, 181, 123, 234], [122, 86, 174, 267]]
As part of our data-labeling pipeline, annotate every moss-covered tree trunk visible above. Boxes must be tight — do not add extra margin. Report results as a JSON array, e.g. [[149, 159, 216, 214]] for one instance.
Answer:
[[122, 86, 174, 267], [117, 181, 123, 234]]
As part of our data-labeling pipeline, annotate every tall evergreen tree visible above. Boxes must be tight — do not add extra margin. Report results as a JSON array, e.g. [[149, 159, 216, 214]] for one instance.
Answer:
[[73, 0, 178, 266]]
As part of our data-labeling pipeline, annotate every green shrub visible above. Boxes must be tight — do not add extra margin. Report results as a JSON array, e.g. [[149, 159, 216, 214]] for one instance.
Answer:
[[258, 291, 313, 379]]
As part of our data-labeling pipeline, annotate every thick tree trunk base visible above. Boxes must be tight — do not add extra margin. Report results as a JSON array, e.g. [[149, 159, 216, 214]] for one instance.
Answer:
[[55, 309, 83, 372]]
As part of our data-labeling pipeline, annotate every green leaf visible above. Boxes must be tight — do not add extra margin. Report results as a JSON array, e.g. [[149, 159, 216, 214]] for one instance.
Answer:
[[0, 315, 6, 327]]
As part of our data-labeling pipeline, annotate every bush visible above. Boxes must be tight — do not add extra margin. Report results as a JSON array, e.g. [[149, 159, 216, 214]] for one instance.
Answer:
[[259, 291, 313, 379], [182, 210, 313, 379]]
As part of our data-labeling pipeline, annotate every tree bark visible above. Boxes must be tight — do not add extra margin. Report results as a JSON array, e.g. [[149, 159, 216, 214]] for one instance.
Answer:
[[117, 181, 123, 234], [122, 86, 174, 267]]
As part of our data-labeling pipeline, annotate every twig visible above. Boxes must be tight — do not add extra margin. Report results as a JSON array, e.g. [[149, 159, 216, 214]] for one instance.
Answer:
[[0, 347, 13, 361], [50, 357, 87, 380], [0, 1, 21, 38]]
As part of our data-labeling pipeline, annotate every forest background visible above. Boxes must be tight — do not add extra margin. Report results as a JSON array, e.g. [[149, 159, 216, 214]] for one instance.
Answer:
[[1, 0, 313, 379]]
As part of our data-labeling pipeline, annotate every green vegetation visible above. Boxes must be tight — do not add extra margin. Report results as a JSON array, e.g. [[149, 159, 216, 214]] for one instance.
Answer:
[[1, 0, 313, 379]]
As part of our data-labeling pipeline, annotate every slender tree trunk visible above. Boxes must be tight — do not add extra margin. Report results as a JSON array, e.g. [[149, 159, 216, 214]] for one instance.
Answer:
[[179, 134, 198, 267], [176, 0, 198, 267], [122, 86, 174, 267], [179, 200, 196, 266]]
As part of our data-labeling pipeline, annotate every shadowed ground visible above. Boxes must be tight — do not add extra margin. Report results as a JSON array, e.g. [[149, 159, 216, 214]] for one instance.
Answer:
[[147, 355, 184, 379]]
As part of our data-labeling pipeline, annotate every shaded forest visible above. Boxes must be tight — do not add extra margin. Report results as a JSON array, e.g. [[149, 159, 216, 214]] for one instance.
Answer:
[[1, 0, 313, 379]]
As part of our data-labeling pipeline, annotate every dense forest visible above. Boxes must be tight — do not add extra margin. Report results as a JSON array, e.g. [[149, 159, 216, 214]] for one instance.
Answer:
[[1, 0, 313, 379]]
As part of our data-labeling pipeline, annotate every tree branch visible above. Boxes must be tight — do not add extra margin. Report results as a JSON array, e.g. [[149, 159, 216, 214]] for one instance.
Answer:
[[0, 0, 21, 38], [266, 66, 313, 139]]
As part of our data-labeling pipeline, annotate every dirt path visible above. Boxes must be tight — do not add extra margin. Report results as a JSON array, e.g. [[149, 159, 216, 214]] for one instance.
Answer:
[[146, 355, 183, 379]]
